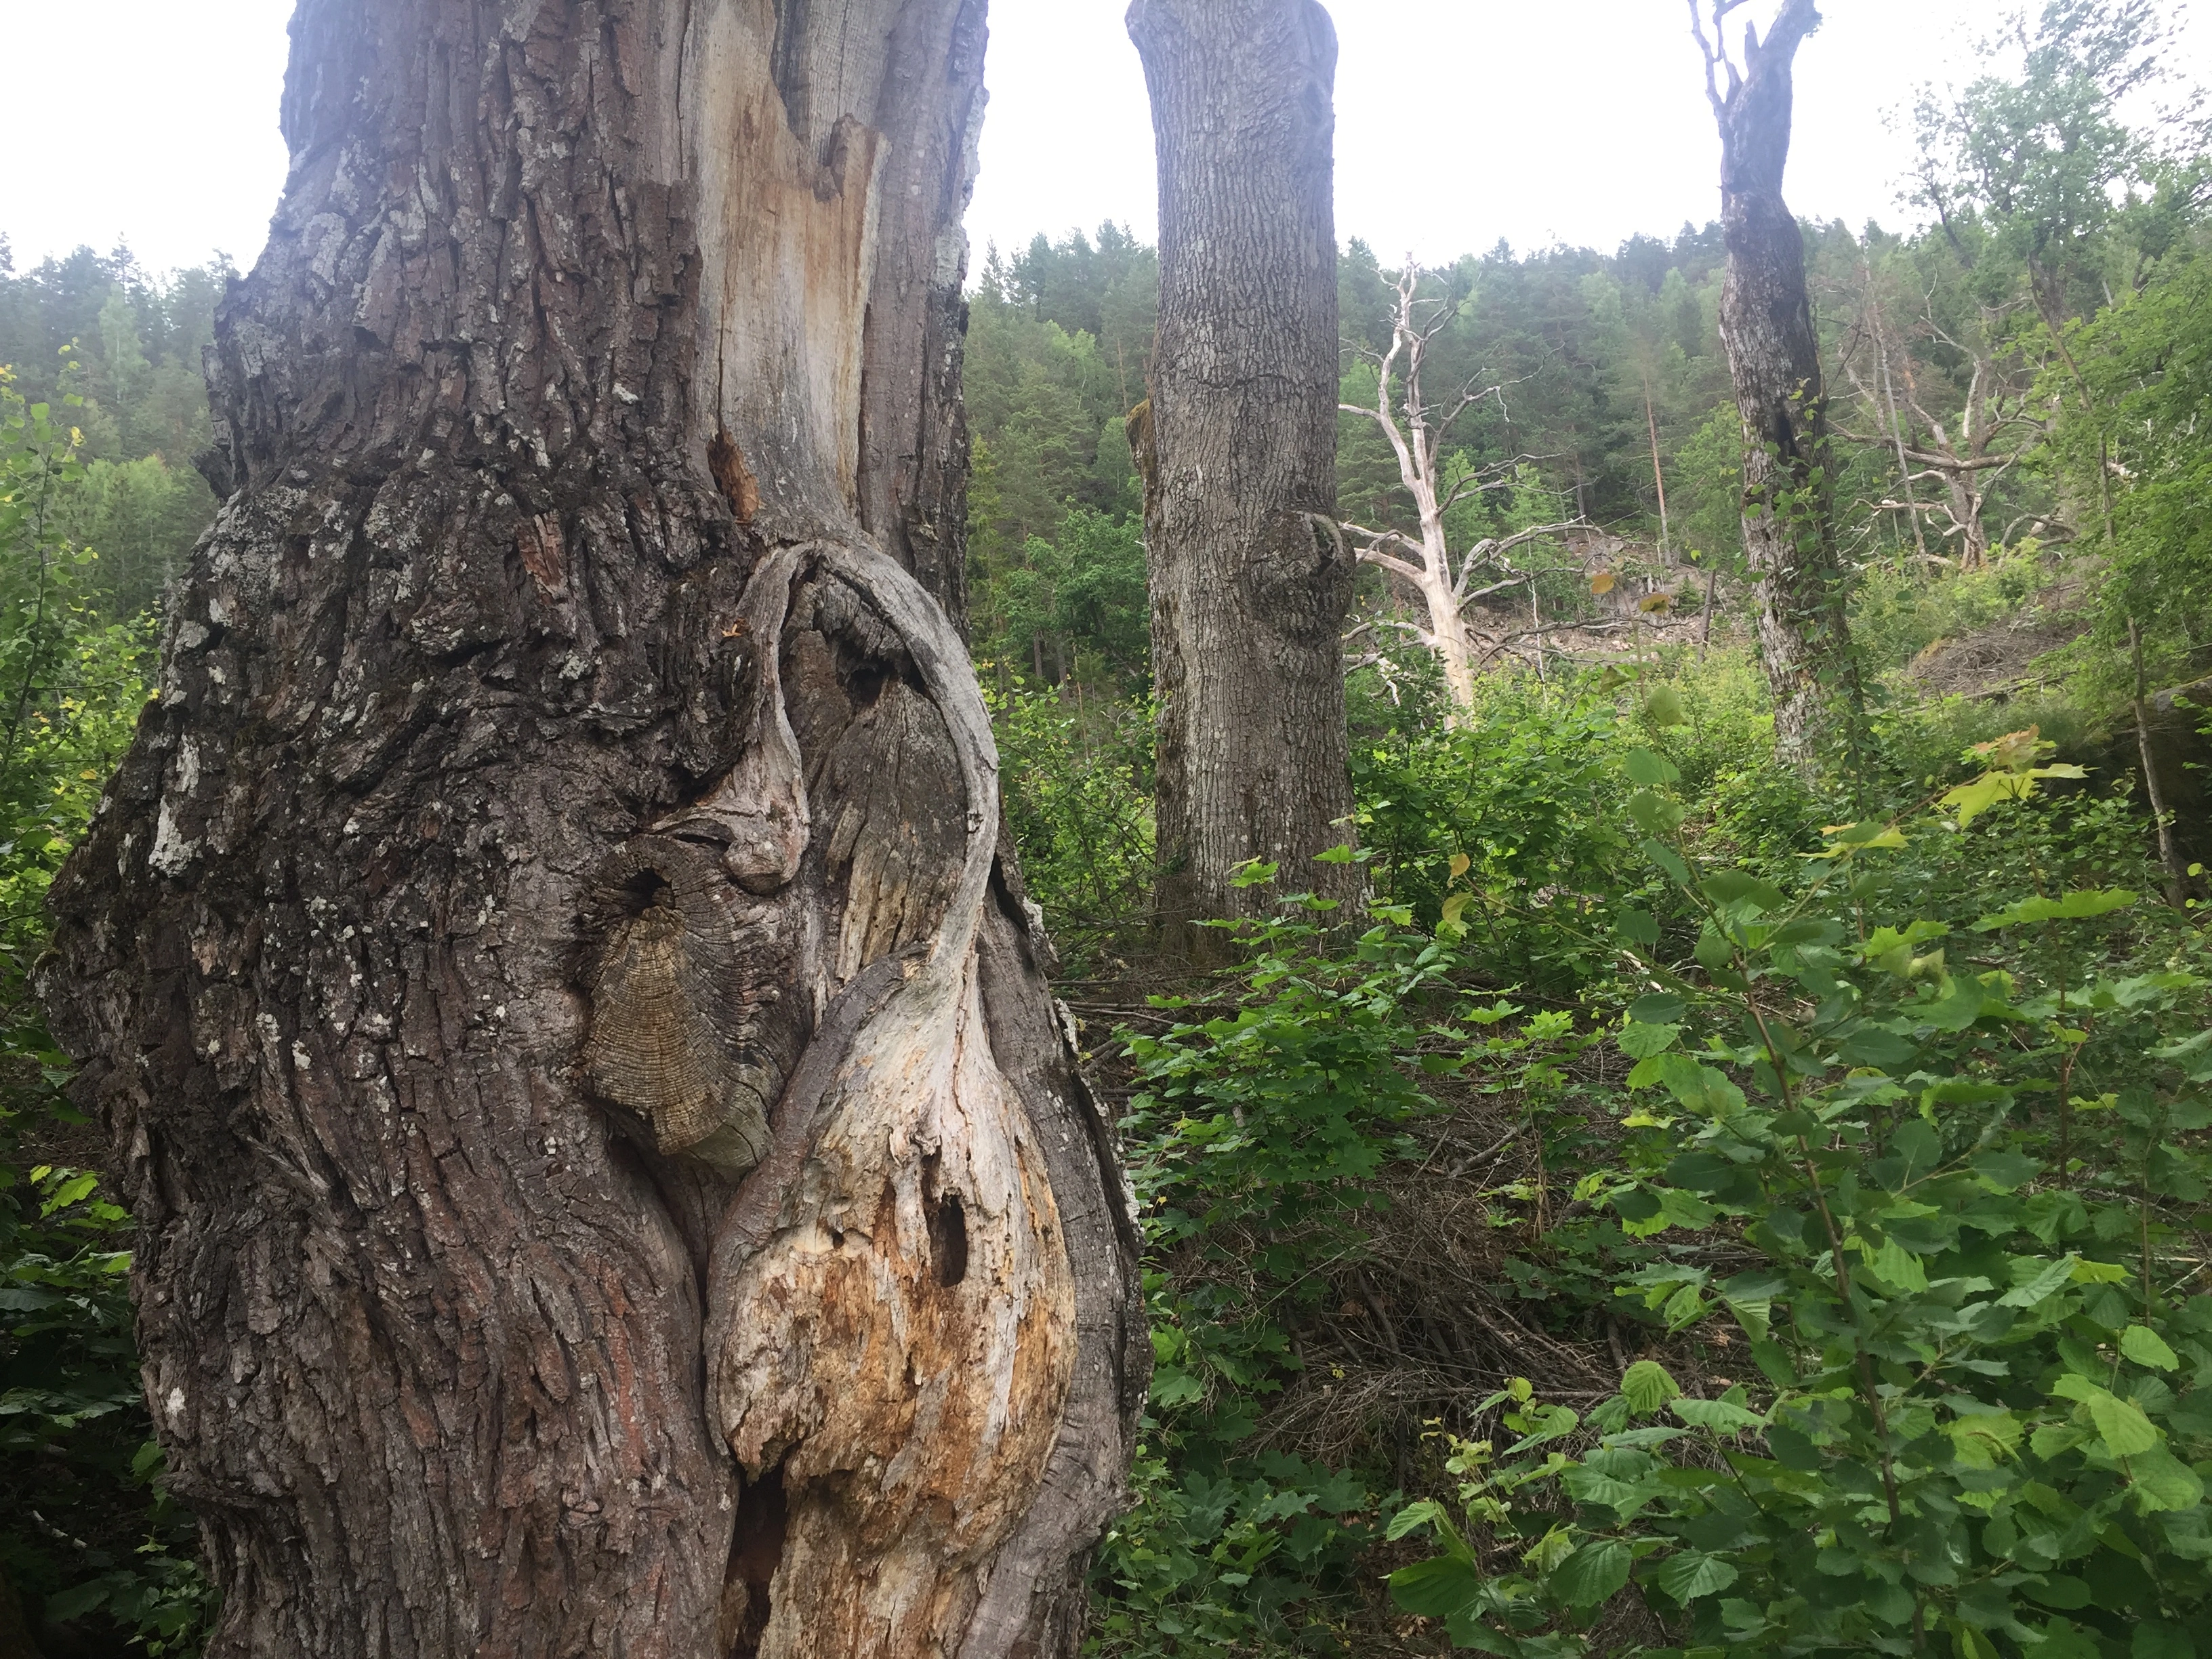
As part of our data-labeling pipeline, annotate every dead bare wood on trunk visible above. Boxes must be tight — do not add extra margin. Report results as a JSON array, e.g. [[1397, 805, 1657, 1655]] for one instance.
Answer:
[[1338, 263, 1580, 715], [1834, 260, 2054, 570], [1126, 0, 1358, 948], [35, 3, 1144, 1656], [1692, 0, 1866, 770]]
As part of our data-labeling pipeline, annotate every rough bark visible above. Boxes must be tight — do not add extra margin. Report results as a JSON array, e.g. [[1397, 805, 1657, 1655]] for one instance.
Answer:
[[1126, 0, 1357, 948], [1693, 0, 1865, 770], [35, 3, 1144, 1656]]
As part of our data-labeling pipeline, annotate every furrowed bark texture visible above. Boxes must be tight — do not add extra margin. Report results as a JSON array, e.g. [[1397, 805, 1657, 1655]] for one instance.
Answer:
[[35, 3, 1145, 1656], [1126, 0, 1357, 948], [1700, 0, 1864, 769]]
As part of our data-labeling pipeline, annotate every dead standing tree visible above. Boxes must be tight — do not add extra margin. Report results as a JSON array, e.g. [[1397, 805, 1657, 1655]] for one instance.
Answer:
[[1126, 0, 1358, 948], [1692, 0, 1866, 769], [1835, 281, 2049, 568], [35, 3, 1144, 1657], [1338, 262, 1580, 714]]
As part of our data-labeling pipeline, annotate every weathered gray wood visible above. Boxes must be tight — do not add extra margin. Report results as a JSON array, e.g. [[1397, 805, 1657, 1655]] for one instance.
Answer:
[[36, 3, 1141, 1654], [1126, 0, 1359, 947]]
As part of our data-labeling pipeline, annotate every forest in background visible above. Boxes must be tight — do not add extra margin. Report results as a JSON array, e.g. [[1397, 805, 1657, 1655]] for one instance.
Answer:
[[2, 1, 2211, 1654]]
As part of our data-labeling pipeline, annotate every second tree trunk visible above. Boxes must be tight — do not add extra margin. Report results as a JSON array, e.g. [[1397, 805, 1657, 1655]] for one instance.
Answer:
[[1127, 0, 1358, 946]]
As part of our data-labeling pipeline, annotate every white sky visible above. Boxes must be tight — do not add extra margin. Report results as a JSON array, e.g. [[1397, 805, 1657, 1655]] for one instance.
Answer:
[[2, 1, 2197, 281]]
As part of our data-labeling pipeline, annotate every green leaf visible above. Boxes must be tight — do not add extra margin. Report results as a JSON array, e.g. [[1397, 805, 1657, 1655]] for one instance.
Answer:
[[1561, 1465, 1654, 1515], [1672, 1397, 1765, 1433], [1942, 769, 2036, 825], [1644, 686, 1688, 728], [1625, 747, 1682, 787], [2000, 1256, 2078, 1309], [1389, 1553, 1487, 1621], [1921, 975, 1992, 1033], [42, 1581, 111, 1622], [2134, 1618, 2198, 1659], [1618, 1021, 1681, 1059], [1549, 1538, 1631, 1609], [1149, 1366, 1203, 1407], [1629, 790, 1686, 835], [1652, 1550, 1738, 1603], [1972, 888, 2139, 932], [1628, 992, 1686, 1025], [1621, 1360, 1681, 1418], [1386, 1498, 1453, 1542], [2126, 1446, 2205, 1512], [1862, 1236, 1930, 1294], [2050, 1374, 2160, 1456], [2121, 1325, 2179, 1371], [1642, 838, 1692, 888], [1701, 869, 1786, 913]]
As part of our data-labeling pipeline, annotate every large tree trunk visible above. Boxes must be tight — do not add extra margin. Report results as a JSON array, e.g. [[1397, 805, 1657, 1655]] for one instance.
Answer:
[[1694, 0, 1864, 770], [35, 4, 1145, 1656], [1125, 0, 1357, 948]]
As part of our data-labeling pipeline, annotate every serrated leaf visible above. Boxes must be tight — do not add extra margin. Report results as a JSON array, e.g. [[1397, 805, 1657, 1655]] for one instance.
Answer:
[[1625, 747, 1682, 787], [2000, 1256, 2078, 1309], [1386, 1498, 1453, 1542], [1561, 1466, 1654, 1514], [2127, 1446, 2205, 1512], [1389, 1553, 1486, 1620], [1618, 1021, 1681, 1059], [2051, 1374, 2160, 1455], [1621, 1360, 1681, 1417], [2121, 1326, 2179, 1371], [1942, 769, 2037, 825], [1549, 1538, 1631, 1608], [1862, 1236, 1929, 1294], [1653, 1550, 1738, 1603], [1973, 888, 2139, 932], [1672, 1397, 1765, 1433]]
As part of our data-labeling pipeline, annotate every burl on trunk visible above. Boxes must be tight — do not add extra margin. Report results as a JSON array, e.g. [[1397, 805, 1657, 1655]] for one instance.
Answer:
[[36, 3, 1143, 1656]]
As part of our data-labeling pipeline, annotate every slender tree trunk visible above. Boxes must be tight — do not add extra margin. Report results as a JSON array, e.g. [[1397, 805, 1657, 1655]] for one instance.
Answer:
[[2132, 618, 2191, 908], [36, 4, 1143, 1656], [1126, 0, 1357, 949], [1694, 0, 1864, 771], [1868, 293, 1929, 565], [1643, 377, 1672, 560]]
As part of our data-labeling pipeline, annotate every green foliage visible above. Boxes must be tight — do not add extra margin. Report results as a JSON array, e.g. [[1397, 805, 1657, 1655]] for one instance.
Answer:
[[2053, 248, 2212, 693], [989, 680, 1154, 976], [1097, 897, 1482, 1654], [0, 245, 224, 617], [1389, 731, 2212, 1657], [0, 365, 206, 1650]]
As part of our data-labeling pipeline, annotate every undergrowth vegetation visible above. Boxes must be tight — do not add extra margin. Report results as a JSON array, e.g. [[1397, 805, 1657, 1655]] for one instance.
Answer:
[[998, 644, 2212, 1659]]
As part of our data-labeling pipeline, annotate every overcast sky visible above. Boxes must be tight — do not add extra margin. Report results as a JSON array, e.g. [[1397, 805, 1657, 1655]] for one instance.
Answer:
[[3, 1, 2195, 282]]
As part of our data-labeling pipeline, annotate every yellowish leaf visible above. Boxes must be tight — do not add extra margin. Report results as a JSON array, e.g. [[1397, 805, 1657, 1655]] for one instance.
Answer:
[[1590, 571, 1618, 596]]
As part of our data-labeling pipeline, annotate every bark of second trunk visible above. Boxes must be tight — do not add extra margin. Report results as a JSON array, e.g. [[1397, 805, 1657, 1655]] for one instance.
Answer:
[[34, 3, 1144, 1656], [1699, 0, 1864, 770], [1126, 0, 1357, 945]]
